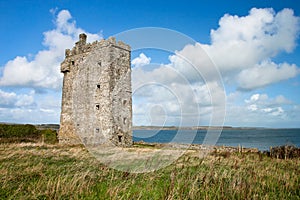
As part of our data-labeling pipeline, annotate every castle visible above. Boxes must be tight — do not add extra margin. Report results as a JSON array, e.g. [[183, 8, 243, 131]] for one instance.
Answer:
[[58, 33, 132, 147]]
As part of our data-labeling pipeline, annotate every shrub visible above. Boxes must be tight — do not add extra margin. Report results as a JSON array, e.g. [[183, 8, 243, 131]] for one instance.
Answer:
[[0, 124, 41, 143], [0, 124, 39, 138], [268, 145, 300, 159], [0, 124, 58, 144], [41, 129, 58, 144]]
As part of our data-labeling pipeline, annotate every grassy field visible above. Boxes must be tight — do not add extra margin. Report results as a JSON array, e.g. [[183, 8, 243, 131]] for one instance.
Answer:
[[0, 142, 299, 199]]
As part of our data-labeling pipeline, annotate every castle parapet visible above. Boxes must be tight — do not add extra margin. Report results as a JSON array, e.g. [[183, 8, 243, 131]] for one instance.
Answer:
[[64, 34, 130, 59], [61, 34, 130, 73]]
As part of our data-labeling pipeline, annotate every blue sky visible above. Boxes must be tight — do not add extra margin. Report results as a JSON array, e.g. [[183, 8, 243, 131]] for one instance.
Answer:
[[0, 0, 299, 127]]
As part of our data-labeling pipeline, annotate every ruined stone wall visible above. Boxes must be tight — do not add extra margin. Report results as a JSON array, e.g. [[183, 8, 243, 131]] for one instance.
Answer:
[[59, 34, 132, 146]]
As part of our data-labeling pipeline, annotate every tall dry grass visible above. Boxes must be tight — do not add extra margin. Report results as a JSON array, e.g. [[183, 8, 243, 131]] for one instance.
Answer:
[[0, 143, 299, 199]]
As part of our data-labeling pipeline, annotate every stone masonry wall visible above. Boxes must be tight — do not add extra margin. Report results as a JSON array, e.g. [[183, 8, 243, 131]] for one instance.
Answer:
[[59, 34, 132, 146]]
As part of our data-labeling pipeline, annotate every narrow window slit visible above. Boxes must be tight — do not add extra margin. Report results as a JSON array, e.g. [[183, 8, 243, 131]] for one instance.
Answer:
[[118, 135, 122, 143]]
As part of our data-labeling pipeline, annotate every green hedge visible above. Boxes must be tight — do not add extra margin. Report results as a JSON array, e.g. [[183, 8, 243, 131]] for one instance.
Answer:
[[0, 124, 38, 138], [0, 124, 58, 144]]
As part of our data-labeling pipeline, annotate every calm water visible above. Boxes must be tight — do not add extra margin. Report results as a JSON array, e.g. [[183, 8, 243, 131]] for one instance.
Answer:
[[133, 129, 300, 151]]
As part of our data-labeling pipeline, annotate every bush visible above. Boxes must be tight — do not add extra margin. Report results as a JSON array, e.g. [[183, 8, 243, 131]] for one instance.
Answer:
[[0, 124, 41, 143], [268, 145, 300, 159], [0, 124, 58, 144], [0, 124, 39, 138], [41, 129, 58, 144]]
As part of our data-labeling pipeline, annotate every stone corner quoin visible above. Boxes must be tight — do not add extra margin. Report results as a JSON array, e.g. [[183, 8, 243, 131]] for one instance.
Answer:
[[59, 33, 132, 147]]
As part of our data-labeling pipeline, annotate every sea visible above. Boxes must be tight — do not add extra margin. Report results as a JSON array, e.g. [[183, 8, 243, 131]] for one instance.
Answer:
[[133, 128, 300, 151]]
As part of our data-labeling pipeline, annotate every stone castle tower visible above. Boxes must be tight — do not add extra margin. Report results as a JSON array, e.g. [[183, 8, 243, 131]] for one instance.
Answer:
[[59, 33, 132, 147]]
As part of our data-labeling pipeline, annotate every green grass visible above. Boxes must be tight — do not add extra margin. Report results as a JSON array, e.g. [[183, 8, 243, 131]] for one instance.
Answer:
[[0, 143, 299, 199]]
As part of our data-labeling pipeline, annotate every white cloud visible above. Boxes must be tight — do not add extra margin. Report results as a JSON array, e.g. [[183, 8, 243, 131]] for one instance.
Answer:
[[132, 57, 226, 126], [274, 95, 292, 105], [224, 92, 298, 127], [0, 90, 17, 107], [0, 9, 102, 124], [244, 93, 290, 118], [261, 107, 284, 116], [205, 8, 299, 71], [15, 92, 35, 107], [132, 53, 151, 68], [245, 93, 268, 104], [168, 43, 220, 83], [0, 89, 61, 124], [237, 60, 300, 90], [245, 93, 293, 107], [247, 104, 258, 111], [168, 8, 300, 90], [249, 94, 260, 102], [0, 10, 102, 89], [0, 89, 35, 108], [40, 108, 55, 113]]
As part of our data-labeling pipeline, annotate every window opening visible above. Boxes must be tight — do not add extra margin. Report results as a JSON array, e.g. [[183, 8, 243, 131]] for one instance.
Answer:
[[118, 135, 122, 143], [116, 69, 120, 76]]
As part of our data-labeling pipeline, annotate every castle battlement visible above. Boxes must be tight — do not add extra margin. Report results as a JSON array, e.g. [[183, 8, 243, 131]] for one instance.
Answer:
[[64, 34, 130, 58]]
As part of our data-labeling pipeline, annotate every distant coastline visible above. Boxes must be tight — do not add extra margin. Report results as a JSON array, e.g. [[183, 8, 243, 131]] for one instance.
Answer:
[[1, 123, 299, 151], [133, 126, 276, 130], [1, 122, 298, 131]]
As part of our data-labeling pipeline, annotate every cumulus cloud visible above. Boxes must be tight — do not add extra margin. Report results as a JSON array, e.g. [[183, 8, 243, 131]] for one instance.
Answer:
[[0, 89, 35, 108], [132, 53, 151, 68], [205, 8, 299, 70], [244, 93, 290, 117], [237, 61, 300, 90], [132, 53, 226, 126], [0, 89, 61, 124], [169, 43, 220, 83], [169, 8, 300, 90], [245, 93, 292, 107], [15, 92, 35, 107], [0, 9, 102, 124], [224, 92, 298, 127], [0, 90, 17, 107], [0, 10, 102, 89]]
